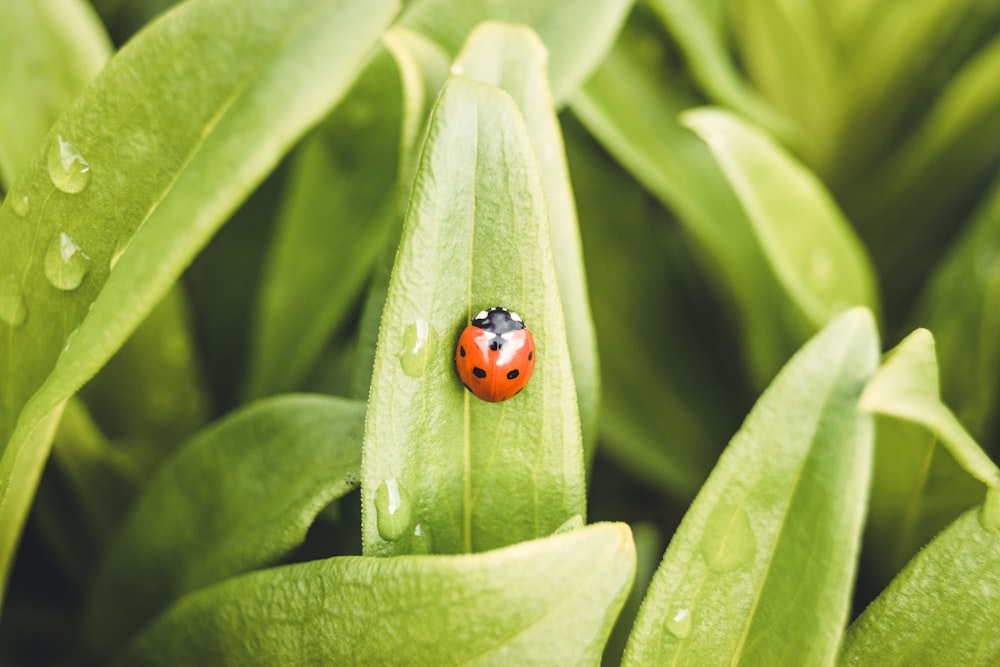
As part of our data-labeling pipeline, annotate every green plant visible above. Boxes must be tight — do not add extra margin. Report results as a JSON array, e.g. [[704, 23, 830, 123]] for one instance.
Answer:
[[1, 0, 999, 664]]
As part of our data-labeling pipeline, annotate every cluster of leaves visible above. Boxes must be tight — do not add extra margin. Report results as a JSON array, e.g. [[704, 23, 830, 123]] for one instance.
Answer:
[[1, 0, 999, 665]]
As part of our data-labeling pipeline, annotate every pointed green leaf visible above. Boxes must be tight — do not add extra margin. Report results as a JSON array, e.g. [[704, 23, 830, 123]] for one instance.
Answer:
[[453, 23, 601, 461], [0, 0, 398, 604], [682, 107, 879, 329], [841, 504, 1000, 665], [623, 308, 879, 666], [362, 77, 584, 556], [119, 523, 636, 667], [860, 328, 1000, 487], [86, 395, 365, 659], [0, 0, 111, 187], [397, 0, 634, 104]]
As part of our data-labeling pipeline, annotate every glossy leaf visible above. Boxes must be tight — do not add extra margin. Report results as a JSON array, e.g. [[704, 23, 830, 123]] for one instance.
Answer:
[[119, 523, 635, 666], [397, 0, 633, 104], [623, 308, 878, 666], [841, 505, 1000, 665], [0, 0, 111, 187], [453, 22, 601, 461], [361, 77, 584, 557], [0, 0, 398, 607], [860, 328, 1000, 487], [87, 395, 366, 659], [682, 107, 879, 329]]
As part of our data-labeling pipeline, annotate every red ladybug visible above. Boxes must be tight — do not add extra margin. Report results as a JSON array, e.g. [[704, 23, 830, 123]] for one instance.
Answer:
[[455, 307, 536, 402]]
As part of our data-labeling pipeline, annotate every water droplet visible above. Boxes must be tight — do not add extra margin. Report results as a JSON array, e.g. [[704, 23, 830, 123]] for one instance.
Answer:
[[411, 522, 433, 554], [979, 487, 1000, 534], [375, 478, 412, 541], [398, 319, 438, 377], [666, 607, 692, 639], [11, 194, 30, 217], [48, 134, 91, 193], [699, 500, 756, 572], [0, 277, 27, 328], [44, 231, 91, 290]]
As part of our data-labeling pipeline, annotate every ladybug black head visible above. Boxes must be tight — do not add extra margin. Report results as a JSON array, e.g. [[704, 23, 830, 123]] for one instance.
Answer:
[[472, 306, 525, 335]]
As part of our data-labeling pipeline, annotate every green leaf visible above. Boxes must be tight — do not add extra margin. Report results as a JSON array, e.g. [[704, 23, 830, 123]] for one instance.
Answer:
[[571, 15, 814, 386], [860, 328, 1000, 487], [858, 328, 997, 582], [361, 77, 584, 556], [452, 22, 601, 462], [682, 107, 879, 329], [245, 48, 405, 398], [397, 0, 634, 104], [841, 504, 1000, 665], [119, 522, 636, 667], [0, 0, 111, 187], [622, 308, 878, 666], [86, 394, 365, 659], [0, 0, 398, 608]]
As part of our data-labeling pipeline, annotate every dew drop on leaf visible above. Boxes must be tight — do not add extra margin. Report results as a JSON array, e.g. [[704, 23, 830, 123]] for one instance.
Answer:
[[0, 276, 27, 328], [44, 231, 91, 291], [11, 194, 30, 217], [47, 134, 92, 194], [398, 319, 438, 378], [699, 500, 756, 572], [375, 478, 412, 541], [666, 607, 692, 639]]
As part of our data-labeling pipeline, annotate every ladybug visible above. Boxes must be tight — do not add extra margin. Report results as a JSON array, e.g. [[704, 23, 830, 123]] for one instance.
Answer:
[[455, 307, 536, 402]]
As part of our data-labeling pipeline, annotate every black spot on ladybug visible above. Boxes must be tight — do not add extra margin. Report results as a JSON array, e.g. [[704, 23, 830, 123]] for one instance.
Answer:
[[473, 367, 487, 379], [459, 345, 466, 357], [528, 350, 533, 361], [506, 369, 519, 380]]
